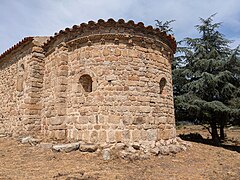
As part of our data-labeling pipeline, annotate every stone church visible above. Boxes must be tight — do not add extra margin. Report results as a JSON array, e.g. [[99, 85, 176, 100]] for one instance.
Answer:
[[0, 19, 181, 153]]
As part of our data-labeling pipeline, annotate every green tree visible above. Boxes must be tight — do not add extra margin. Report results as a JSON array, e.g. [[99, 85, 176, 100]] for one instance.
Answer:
[[227, 46, 240, 125], [173, 14, 240, 144], [155, 20, 175, 34]]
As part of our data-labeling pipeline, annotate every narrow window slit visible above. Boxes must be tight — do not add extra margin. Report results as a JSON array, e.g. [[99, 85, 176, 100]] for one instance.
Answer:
[[160, 77, 167, 94], [79, 74, 93, 92]]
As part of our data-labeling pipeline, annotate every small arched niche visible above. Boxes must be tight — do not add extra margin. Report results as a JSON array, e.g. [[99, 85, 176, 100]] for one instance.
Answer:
[[159, 77, 167, 95], [20, 64, 25, 72], [79, 74, 93, 93], [16, 64, 25, 92]]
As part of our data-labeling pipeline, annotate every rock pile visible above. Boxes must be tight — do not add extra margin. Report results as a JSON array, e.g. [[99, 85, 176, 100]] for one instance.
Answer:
[[19, 136, 191, 160]]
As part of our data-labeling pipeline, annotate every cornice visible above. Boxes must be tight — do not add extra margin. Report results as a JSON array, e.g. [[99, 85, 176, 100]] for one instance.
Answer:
[[44, 19, 176, 54]]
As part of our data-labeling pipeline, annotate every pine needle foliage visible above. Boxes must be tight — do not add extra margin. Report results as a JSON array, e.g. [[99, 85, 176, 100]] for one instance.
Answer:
[[173, 14, 240, 143], [155, 20, 175, 34]]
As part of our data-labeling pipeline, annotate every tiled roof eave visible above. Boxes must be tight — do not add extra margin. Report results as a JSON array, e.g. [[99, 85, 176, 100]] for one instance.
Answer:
[[44, 19, 177, 53], [0, 37, 34, 61]]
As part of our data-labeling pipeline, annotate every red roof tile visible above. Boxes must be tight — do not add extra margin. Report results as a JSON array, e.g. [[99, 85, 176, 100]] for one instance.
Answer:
[[0, 37, 33, 60], [44, 19, 177, 53]]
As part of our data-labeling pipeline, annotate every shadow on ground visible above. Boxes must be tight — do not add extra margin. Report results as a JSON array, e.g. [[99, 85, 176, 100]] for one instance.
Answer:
[[179, 133, 240, 153]]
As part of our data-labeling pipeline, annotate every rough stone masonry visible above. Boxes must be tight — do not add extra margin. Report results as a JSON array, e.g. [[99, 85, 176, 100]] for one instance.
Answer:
[[0, 19, 188, 155]]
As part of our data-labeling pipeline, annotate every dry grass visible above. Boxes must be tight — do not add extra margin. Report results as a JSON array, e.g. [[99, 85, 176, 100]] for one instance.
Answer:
[[0, 126, 239, 180]]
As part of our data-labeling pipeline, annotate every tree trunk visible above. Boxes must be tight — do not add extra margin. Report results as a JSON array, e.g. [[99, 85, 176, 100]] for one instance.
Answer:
[[219, 114, 228, 140], [210, 122, 220, 145], [220, 124, 225, 140]]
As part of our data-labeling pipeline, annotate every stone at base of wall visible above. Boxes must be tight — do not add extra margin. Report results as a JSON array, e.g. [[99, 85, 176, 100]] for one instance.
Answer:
[[101, 137, 191, 160], [17, 135, 191, 160]]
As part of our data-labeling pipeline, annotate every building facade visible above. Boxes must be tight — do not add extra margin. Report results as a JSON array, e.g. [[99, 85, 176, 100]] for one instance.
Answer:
[[0, 19, 178, 151]]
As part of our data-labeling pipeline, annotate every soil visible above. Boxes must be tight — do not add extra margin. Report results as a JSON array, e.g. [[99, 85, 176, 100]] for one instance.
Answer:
[[0, 125, 239, 180]]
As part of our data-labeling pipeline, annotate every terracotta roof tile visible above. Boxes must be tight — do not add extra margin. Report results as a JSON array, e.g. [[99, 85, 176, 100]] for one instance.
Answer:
[[0, 19, 177, 61], [0, 37, 34, 60], [44, 19, 177, 53]]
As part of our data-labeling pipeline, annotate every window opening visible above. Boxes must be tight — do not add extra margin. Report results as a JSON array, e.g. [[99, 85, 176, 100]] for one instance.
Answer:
[[160, 77, 167, 94], [79, 74, 93, 92]]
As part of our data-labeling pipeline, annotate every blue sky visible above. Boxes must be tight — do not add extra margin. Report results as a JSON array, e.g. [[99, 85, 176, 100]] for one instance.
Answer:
[[0, 0, 239, 54]]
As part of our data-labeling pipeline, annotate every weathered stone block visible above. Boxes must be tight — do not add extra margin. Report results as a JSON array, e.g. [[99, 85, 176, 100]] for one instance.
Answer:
[[114, 49, 121, 56], [52, 142, 80, 152], [56, 106, 66, 116], [77, 116, 89, 124], [32, 46, 43, 53], [156, 117, 167, 124], [103, 49, 110, 56], [54, 130, 66, 140], [49, 124, 67, 131], [106, 74, 117, 81], [92, 50, 101, 57], [38, 143, 53, 149], [131, 129, 141, 142], [147, 129, 157, 141], [79, 144, 98, 152], [132, 117, 144, 125], [99, 130, 107, 143], [115, 130, 123, 142], [49, 117, 64, 125], [90, 131, 98, 143], [108, 130, 115, 143], [158, 146, 170, 155], [94, 125, 101, 130], [141, 130, 148, 141], [108, 115, 121, 124], [158, 129, 175, 140], [82, 131, 90, 142], [128, 75, 139, 81]]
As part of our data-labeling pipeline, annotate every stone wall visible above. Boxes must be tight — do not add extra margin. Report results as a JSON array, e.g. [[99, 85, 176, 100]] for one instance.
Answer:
[[66, 44, 175, 146], [41, 20, 176, 152], [0, 37, 48, 136], [42, 43, 69, 139], [0, 42, 32, 135], [0, 19, 179, 153]]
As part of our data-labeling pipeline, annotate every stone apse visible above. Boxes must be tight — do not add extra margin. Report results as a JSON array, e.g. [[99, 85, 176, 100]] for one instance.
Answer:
[[0, 19, 181, 153]]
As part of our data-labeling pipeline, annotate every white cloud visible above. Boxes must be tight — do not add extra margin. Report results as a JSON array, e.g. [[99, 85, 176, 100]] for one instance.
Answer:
[[0, 0, 239, 53]]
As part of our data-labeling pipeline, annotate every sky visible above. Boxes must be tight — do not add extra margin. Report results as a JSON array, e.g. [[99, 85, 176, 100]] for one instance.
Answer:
[[0, 0, 240, 54]]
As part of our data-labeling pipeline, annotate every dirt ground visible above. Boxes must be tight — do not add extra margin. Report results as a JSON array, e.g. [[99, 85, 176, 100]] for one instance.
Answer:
[[0, 126, 239, 180]]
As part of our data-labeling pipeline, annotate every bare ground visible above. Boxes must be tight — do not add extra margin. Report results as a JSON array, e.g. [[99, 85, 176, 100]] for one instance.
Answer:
[[0, 126, 239, 180]]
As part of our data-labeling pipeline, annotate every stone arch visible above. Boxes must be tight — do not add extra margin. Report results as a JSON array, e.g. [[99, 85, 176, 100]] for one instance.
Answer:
[[74, 69, 97, 93], [159, 77, 167, 95], [79, 74, 93, 92], [155, 75, 167, 95]]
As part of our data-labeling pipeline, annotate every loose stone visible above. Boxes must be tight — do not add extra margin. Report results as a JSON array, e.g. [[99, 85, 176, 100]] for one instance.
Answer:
[[52, 143, 80, 153]]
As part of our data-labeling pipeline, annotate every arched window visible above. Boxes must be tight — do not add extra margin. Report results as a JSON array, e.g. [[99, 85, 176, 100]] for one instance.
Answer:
[[159, 77, 167, 94], [17, 64, 25, 92], [79, 74, 93, 92], [20, 64, 25, 71]]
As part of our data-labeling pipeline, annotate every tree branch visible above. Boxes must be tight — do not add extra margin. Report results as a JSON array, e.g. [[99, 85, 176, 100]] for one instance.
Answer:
[[201, 124, 212, 135]]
